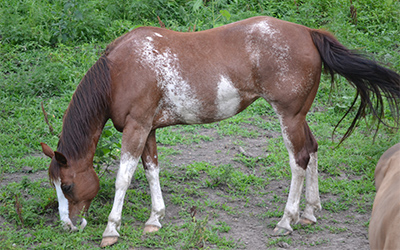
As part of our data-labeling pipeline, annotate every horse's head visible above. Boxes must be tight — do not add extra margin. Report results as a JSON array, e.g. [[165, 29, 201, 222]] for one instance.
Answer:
[[41, 143, 100, 231]]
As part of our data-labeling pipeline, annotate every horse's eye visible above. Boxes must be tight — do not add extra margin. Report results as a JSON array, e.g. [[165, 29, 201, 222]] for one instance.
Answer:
[[61, 183, 74, 194]]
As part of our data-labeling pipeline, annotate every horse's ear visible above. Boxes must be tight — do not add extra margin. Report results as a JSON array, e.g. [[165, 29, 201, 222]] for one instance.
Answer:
[[41, 142, 55, 158], [54, 151, 68, 166]]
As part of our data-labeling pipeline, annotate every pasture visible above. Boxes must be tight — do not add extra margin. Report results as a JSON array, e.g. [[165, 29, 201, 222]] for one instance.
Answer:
[[1, 0, 399, 249]]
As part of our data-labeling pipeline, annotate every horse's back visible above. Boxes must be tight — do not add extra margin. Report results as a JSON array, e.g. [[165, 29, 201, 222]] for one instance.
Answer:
[[369, 143, 400, 249], [105, 16, 321, 130]]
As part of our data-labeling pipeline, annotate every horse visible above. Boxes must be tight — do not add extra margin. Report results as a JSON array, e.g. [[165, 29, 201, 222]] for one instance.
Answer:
[[369, 143, 400, 249], [40, 16, 400, 247]]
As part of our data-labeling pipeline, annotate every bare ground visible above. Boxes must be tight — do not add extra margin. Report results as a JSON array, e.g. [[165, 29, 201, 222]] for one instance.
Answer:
[[155, 126, 371, 250], [0, 124, 371, 249]]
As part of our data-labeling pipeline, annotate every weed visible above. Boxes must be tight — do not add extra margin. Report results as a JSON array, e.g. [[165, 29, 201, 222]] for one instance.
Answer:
[[266, 236, 292, 247], [205, 164, 234, 188], [325, 225, 348, 234]]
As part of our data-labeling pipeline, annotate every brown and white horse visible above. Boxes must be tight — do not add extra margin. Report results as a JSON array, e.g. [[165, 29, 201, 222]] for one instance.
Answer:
[[40, 16, 400, 247], [369, 143, 400, 249]]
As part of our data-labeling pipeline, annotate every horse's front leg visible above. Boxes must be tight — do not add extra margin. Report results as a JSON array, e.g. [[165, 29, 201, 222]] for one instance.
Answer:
[[100, 122, 150, 247], [141, 130, 165, 233]]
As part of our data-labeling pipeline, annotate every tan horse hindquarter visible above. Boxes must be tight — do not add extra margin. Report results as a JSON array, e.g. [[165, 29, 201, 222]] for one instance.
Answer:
[[369, 143, 400, 250]]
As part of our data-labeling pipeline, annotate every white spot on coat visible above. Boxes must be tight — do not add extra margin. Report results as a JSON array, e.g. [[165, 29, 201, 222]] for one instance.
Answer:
[[216, 75, 241, 119], [137, 37, 201, 124], [245, 19, 296, 92]]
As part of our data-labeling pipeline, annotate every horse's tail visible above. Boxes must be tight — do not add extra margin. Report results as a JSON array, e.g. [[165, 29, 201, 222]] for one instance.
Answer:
[[309, 29, 400, 143]]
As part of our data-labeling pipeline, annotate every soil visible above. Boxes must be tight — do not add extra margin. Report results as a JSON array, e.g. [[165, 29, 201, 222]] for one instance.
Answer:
[[0, 124, 371, 249], [157, 125, 371, 250]]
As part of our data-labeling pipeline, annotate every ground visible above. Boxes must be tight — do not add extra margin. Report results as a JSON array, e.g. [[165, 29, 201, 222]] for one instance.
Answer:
[[0, 120, 372, 249]]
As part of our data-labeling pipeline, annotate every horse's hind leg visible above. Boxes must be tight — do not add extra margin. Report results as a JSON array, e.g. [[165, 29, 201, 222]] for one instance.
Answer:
[[271, 109, 319, 235], [141, 130, 165, 233], [301, 148, 321, 225]]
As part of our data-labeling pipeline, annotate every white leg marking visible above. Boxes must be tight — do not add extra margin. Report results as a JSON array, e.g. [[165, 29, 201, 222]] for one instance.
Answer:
[[54, 179, 78, 231], [215, 75, 241, 120], [274, 116, 305, 231], [302, 152, 321, 222], [145, 162, 165, 228], [276, 151, 305, 231], [102, 153, 139, 238]]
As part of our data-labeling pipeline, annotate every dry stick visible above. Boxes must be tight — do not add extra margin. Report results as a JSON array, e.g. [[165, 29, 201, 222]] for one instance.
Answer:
[[15, 194, 24, 226], [238, 146, 255, 158], [157, 16, 166, 29], [41, 102, 55, 135]]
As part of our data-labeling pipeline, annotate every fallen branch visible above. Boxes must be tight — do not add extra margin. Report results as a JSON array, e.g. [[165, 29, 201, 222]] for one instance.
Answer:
[[238, 146, 255, 158], [41, 102, 55, 135], [157, 16, 166, 29]]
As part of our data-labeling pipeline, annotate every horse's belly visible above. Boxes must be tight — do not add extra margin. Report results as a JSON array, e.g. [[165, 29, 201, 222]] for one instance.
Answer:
[[155, 74, 245, 126]]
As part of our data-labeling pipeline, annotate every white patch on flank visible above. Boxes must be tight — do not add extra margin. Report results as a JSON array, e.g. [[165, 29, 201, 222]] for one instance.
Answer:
[[144, 160, 165, 228], [103, 152, 140, 237], [54, 179, 77, 231], [154, 33, 163, 37], [216, 75, 241, 119], [245, 19, 296, 92], [137, 35, 201, 124]]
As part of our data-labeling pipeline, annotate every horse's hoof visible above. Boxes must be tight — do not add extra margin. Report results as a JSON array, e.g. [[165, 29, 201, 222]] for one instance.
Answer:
[[272, 226, 292, 236], [100, 236, 119, 248], [143, 225, 160, 234], [298, 217, 316, 226]]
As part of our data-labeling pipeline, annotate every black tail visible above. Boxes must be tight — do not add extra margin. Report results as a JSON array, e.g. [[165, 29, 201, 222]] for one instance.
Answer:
[[310, 29, 400, 143]]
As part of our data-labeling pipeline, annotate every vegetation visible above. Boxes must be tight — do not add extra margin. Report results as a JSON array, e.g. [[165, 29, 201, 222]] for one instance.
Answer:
[[1, 0, 399, 249]]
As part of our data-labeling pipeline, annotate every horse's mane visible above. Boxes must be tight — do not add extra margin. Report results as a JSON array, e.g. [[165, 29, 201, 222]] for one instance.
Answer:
[[57, 55, 112, 160]]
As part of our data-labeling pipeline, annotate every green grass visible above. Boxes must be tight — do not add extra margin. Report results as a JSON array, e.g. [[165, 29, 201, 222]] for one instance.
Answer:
[[1, 0, 400, 249]]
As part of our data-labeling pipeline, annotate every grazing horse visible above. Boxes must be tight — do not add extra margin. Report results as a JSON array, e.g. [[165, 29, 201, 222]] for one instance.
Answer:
[[40, 16, 400, 247], [369, 143, 400, 249]]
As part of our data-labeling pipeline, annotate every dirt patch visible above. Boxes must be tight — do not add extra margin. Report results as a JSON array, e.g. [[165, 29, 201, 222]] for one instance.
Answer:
[[152, 126, 371, 250], [0, 124, 371, 249]]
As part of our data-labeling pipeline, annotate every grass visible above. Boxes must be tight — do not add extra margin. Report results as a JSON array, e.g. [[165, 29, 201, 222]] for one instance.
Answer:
[[1, 0, 400, 249]]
